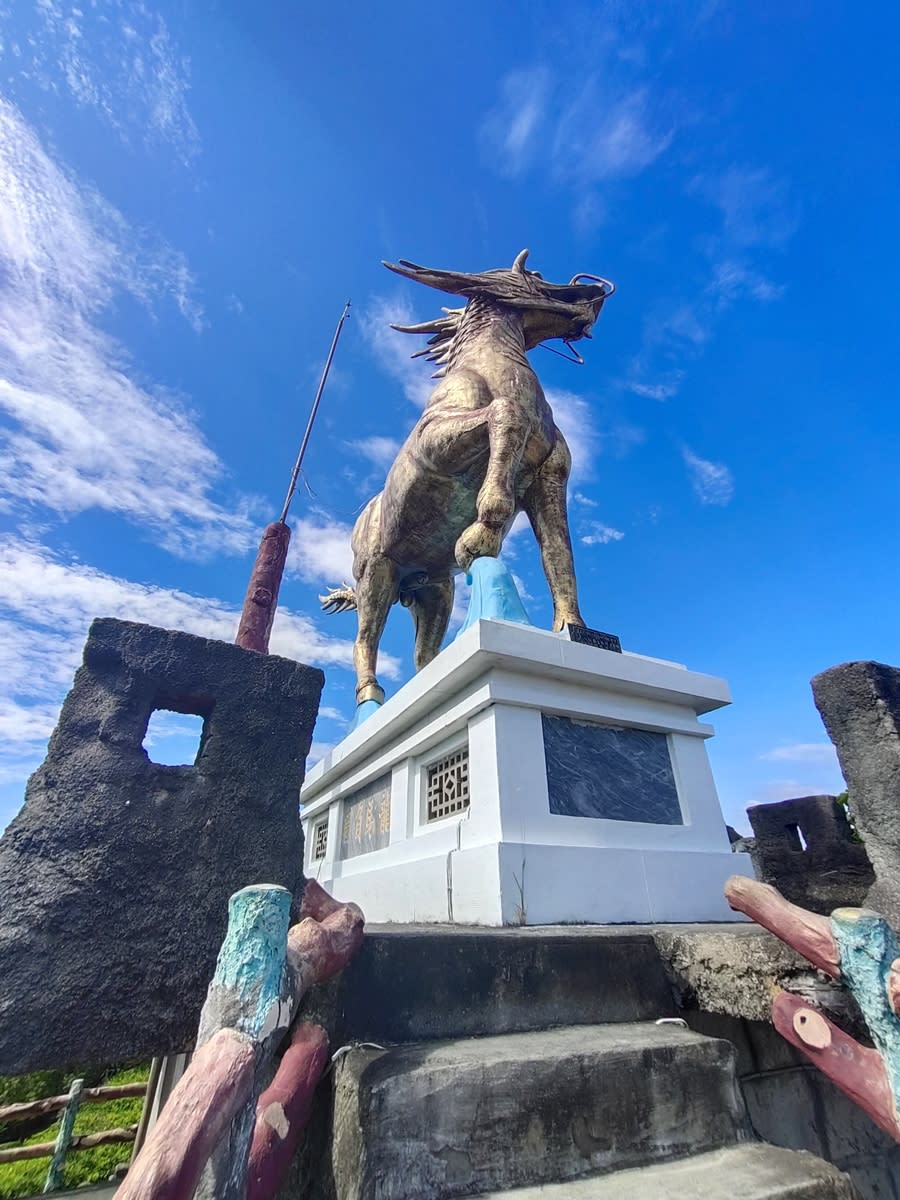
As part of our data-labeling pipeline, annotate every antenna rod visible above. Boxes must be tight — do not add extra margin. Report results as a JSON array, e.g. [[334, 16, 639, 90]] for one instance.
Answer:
[[236, 299, 351, 654], [279, 299, 351, 523]]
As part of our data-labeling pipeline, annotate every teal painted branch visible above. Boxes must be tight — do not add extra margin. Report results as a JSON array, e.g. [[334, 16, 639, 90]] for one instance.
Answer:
[[43, 1077, 83, 1193]]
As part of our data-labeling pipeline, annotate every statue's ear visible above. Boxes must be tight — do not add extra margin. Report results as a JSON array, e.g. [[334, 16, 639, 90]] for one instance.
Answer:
[[382, 259, 487, 297]]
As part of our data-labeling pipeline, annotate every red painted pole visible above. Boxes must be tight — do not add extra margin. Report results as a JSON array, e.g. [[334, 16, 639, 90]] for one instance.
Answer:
[[235, 522, 292, 653]]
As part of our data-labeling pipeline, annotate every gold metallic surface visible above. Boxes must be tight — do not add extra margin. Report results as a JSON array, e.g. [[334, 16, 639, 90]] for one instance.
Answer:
[[322, 251, 614, 706]]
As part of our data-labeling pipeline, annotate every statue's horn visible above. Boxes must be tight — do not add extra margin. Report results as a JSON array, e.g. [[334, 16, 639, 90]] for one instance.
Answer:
[[568, 272, 616, 296], [512, 248, 530, 273]]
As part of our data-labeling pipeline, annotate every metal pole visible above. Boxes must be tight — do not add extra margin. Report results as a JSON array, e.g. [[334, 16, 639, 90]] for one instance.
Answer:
[[278, 299, 351, 524]]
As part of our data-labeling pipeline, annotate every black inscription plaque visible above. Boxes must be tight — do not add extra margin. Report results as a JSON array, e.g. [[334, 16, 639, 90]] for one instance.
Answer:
[[542, 714, 682, 825], [565, 624, 622, 653]]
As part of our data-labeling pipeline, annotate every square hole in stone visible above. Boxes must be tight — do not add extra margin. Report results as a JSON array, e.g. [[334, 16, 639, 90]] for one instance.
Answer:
[[143, 709, 205, 766]]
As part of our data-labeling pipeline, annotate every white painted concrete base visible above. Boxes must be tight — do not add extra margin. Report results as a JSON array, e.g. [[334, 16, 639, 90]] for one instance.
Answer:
[[302, 620, 752, 925]]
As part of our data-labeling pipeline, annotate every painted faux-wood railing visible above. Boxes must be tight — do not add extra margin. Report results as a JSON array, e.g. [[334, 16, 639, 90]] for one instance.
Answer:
[[117, 879, 364, 1200], [0, 1080, 148, 1192]]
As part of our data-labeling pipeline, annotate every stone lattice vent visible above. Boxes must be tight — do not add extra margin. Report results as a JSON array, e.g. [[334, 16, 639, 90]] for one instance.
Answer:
[[425, 747, 470, 822], [311, 819, 328, 861]]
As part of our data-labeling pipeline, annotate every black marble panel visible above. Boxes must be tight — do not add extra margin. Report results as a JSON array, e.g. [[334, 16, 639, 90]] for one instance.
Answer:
[[542, 714, 682, 825], [340, 772, 392, 858]]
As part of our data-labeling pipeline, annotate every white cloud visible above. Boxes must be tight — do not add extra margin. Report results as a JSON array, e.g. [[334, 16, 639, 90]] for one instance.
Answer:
[[0, 100, 256, 558], [545, 388, 600, 485], [0, 536, 400, 789], [554, 86, 674, 183], [4, 1, 200, 161], [481, 71, 674, 187], [478, 67, 551, 177], [760, 743, 839, 768], [317, 706, 348, 725], [682, 447, 734, 506], [347, 435, 402, 471], [708, 259, 783, 305], [693, 166, 798, 249], [573, 491, 598, 508], [581, 522, 625, 546], [627, 377, 683, 401], [362, 296, 435, 407], [286, 513, 355, 585]]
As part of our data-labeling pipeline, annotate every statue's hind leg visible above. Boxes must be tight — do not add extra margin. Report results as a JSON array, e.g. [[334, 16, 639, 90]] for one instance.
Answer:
[[353, 555, 399, 705], [522, 430, 584, 631], [404, 578, 454, 671]]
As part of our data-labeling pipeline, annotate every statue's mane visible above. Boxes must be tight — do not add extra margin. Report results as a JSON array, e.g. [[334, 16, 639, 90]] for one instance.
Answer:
[[391, 307, 465, 378]]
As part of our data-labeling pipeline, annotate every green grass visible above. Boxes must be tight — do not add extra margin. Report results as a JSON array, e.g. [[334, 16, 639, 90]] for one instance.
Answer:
[[0, 1065, 149, 1198]]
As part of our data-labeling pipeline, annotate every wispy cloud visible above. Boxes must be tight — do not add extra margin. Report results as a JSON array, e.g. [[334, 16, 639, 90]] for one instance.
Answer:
[[0, 535, 400, 791], [706, 259, 783, 306], [682, 447, 734, 506], [627, 164, 796, 400], [3, 1, 200, 162], [692, 166, 799, 249], [627, 377, 683, 401], [481, 69, 675, 191], [347, 435, 402, 471], [760, 743, 839, 768], [554, 85, 675, 184], [478, 67, 551, 177], [580, 522, 625, 546], [0, 100, 258, 559], [361, 296, 434, 407], [545, 388, 600, 485]]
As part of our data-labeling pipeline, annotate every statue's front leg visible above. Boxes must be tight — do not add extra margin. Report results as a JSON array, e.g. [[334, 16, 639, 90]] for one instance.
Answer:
[[522, 431, 584, 630], [455, 399, 529, 571]]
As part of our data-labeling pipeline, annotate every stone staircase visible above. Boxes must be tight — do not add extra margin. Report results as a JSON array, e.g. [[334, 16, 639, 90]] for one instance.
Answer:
[[292, 926, 858, 1199]]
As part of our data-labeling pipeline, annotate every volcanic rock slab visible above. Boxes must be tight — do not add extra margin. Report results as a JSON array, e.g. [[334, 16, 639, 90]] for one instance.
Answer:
[[0, 618, 322, 1073]]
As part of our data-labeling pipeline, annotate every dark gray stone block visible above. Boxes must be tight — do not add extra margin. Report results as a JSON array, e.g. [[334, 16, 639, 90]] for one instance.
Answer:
[[747, 795, 873, 915], [305, 925, 677, 1046], [0, 617, 322, 1073], [328, 1024, 748, 1199], [812, 661, 900, 927], [542, 714, 682, 824]]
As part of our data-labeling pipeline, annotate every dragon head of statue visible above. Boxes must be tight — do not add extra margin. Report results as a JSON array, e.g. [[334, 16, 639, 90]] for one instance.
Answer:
[[383, 249, 615, 354]]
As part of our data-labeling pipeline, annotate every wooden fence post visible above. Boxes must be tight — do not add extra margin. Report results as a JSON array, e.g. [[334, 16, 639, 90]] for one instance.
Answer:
[[42, 1077, 83, 1193]]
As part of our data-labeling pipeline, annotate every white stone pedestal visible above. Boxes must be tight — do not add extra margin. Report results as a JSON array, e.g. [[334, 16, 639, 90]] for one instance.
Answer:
[[301, 620, 752, 925]]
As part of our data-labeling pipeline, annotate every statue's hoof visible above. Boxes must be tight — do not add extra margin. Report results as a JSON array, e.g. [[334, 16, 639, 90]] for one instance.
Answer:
[[455, 522, 502, 570], [356, 682, 385, 705]]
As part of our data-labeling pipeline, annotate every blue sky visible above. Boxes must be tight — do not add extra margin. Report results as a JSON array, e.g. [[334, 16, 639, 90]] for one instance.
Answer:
[[1, 1, 898, 833]]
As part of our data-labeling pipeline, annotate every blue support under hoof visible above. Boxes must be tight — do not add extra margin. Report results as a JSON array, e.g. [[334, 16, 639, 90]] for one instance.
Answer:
[[349, 697, 383, 731], [455, 556, 532, 639]]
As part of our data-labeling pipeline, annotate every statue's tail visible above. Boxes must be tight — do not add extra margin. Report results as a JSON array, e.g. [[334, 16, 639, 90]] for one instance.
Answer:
[[319, 583, 357, 614]]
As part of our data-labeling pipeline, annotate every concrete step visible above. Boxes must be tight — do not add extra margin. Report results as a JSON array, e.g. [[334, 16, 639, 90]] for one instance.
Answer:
[[470, 1144, 858, 1199], [305, 925, 677, 1045], [328, 1022, 751, 1200]]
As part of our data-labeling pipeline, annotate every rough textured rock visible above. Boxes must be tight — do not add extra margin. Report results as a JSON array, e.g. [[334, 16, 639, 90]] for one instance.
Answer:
[[747, 795, 873, 914], [652, 925, 859, 1029], [0, 618, 322, 1073], [812, 661, 900, 926]]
